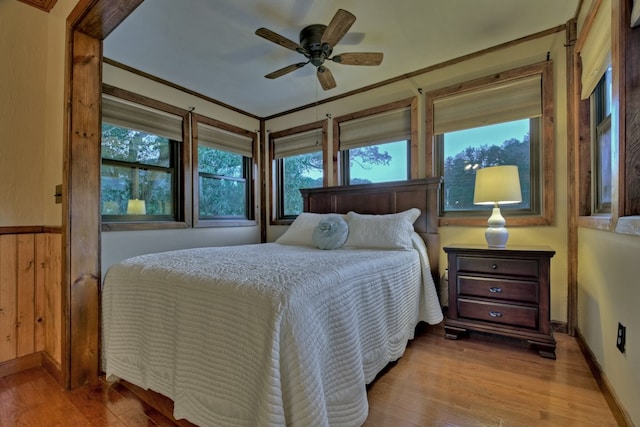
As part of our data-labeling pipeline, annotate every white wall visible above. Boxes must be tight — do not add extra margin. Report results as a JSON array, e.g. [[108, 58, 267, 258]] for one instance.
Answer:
[[574, 1, 640, 424], [266, 31, 570, 323], [578, 228, 640, 424]]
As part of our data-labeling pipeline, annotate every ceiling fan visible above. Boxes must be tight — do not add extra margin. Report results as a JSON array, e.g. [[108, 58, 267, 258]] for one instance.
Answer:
[[255, 9, 383, 90]]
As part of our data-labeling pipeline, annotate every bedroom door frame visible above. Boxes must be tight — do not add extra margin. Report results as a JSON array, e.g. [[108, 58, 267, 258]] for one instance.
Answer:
[[63, 0, 143, 389]]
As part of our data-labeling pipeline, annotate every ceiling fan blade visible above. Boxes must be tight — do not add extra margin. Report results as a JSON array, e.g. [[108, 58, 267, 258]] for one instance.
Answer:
[[265, 62, 308, 79], [332, 52, 383, 66], [317, 66, 336, 90], [255, 27, 300, 52], [321, 9, 356, 47]]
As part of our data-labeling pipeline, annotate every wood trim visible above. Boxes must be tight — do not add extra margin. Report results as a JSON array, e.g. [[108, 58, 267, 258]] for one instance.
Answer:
[[65, 30, 102, 389], [0, 226, 46, 235], [611, 0, 624, 224], [102, 83, 191, 117], [332, 96, 417, 185], [621, 0, 640, 216], [429, 61, 555, 228], [102, 84, 193, 229], [104, 58, 261, 121], [190, 113, 258, 228], [566, 19, 579, 337], [265, 25, 567, 121], [73, 0, 144, 40], [575, 328, 634, 427], [260, 120, 267, 243], [17, 0, 57, 13], [410, 96, 419, 179], [42, 350, 63, 386], [268, 119, 327, 224], [0, 352, 43, 378]]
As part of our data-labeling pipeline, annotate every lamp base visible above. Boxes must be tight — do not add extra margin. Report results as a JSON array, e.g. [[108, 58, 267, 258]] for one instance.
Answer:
[[485, 206, 509, 248]]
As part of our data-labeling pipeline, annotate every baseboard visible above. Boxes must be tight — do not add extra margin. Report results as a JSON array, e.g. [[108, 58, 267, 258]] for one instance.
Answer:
[[551, 320, 567, 334], [0, 352, 43, 378], [575, 328, 634, 427], [42, 351, 64, 387]]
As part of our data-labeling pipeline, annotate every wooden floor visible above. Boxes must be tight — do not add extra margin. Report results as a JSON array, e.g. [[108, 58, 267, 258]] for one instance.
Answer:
[[0, 324, 618, 426]]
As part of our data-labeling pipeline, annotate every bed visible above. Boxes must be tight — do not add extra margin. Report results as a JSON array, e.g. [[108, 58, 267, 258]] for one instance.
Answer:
[[101, 178, 443, 427]]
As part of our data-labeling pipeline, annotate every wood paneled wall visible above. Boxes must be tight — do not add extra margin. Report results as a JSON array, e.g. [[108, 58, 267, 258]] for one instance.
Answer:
[[0, 228, 61, 377]]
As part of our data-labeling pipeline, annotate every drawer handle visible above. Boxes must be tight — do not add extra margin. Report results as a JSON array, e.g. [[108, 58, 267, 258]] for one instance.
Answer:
[[489, 311, 503, 318], [491, 263, 498, 270], [489, 287, 502, 293]]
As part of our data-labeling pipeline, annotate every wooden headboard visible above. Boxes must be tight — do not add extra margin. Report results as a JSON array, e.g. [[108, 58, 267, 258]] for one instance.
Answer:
[[300, 177, 443, 281]]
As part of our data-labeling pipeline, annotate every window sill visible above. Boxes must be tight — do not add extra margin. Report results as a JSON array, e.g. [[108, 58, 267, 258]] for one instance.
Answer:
[[577, 215, 613, 231], [194, 219, 257, 228], [615, 216, 640, 236], [439, 215, 552, 227], [102, 221, 189, 232]]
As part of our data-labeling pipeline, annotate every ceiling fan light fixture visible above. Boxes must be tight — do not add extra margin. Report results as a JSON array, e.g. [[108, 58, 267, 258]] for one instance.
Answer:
[[255, 9, 383, 90]]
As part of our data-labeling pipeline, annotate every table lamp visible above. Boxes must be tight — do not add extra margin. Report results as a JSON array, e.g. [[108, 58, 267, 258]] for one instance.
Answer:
[[127, 199, 146, 215], [473, 165, 522, 248]]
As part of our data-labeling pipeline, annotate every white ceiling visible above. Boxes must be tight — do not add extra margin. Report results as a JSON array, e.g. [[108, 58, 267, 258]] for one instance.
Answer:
[[103, 0, 579, 118]]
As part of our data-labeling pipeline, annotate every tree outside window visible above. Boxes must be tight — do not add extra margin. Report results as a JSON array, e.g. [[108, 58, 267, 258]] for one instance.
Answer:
[[198, 146, 249, 219], [101, 123, 177, 220], [440, 119, 533, 213]]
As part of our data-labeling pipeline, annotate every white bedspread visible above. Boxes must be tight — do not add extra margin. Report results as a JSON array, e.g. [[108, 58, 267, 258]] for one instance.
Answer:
[[102, 235, 442, 427]]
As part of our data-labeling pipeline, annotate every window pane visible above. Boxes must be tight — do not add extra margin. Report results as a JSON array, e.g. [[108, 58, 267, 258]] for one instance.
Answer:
[[347, 140, 408, 184], [101, 164, 174, 216], [441, 119, 532, 212], [283, 151, 323, 216], [198, 146, 243, 177], [199, 176, 246, 217], [591, 69, 612, 215], [102, 124, 171, 167]]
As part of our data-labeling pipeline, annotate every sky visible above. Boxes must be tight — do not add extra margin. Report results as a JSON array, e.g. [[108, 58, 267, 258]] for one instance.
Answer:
[[443, 119, 530, 159], [305, 119, 530, 182]]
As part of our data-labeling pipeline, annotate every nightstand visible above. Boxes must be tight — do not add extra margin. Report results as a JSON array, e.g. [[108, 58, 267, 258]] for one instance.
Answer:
[[443, 244, 556, 359]]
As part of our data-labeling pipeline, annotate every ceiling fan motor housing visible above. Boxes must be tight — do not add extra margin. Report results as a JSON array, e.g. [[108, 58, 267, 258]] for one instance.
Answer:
[[300, 24, 332, 66]]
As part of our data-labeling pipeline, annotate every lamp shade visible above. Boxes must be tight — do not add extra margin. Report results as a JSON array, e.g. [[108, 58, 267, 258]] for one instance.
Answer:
[[127, 199, 146, 215], [473, 165, 522, 205]]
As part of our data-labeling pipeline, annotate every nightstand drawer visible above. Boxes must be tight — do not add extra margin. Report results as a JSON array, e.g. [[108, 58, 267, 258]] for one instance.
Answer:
[[458, 276, 538, 303], [457, 256, 539, 278], [458, 299, 538, 329]]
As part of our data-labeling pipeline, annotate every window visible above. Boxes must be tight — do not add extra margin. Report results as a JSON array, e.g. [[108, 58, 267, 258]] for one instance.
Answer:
[[193, 115, 256, 226], [591, 67, 612, 214], [437, 118, 538, 214], [336, 101, 414, 185], [270, 123, 325, 221], [427, 62, 554, 225], [575, 0, 614, 227], [101, 91, 188, 227]]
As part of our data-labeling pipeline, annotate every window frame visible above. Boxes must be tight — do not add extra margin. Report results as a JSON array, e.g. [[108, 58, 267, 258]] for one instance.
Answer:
[[425, 61, 555, 227], [269, 120, 328, 225], [100, 84, 191, 232], [434, 117, 542, 218], [591, 69, 613, 215], [571, 0, 640, 234], [333, 97, 419, 185], [191, 113, 257, 228]]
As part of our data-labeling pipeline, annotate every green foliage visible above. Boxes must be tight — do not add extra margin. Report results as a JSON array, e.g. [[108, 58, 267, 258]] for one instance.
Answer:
[[443, 133, 530, 211], [283, 152, 323, 216], [101, 124, 174, 217], [198, 146, 247, 218]]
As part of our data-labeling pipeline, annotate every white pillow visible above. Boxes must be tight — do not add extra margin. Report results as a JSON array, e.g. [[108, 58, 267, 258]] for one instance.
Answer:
[[344, 208, 421, 250], [276, 212, 346, 247]]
